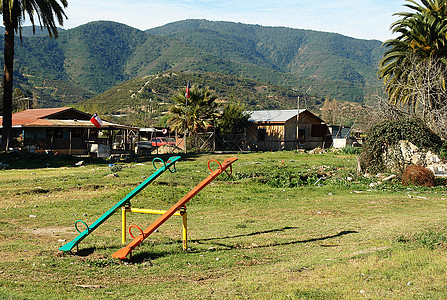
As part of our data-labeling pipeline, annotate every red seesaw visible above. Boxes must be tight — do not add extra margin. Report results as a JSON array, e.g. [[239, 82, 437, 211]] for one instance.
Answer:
[[112, 157, 237, 259]]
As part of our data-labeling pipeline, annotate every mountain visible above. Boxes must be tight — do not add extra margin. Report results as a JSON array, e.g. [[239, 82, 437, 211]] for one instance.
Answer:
[[76, 71, 370, 128], [148, 20, 383, 82], [79, 71, 316, 113], [0, 20, 384, 110], [146, 20, 384, 100], [0, 26, 66, 37]]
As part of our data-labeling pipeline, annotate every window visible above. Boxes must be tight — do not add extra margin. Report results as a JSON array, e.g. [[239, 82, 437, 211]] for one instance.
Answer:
[[257, 128, 266, 141], [311, 124, 328, 137]]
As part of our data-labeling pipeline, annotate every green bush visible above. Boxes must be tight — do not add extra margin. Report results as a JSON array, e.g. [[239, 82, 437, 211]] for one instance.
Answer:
[[340, 145, 361, 155], [108, 164, 123, 173], [360, 118, 446, 173]]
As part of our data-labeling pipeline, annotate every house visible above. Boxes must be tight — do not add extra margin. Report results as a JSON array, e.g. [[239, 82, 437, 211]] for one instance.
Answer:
[[246, 109, 331, 151], [0, 107, 138, 157]]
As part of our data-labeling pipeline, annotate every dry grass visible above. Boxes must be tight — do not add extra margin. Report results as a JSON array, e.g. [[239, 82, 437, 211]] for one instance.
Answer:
[[0, 151, 446, 299]]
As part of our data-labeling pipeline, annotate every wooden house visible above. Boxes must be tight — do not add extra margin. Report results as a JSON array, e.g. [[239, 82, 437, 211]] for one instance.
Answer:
[[246, 109, 331, 151], [0, 107, 138, 156]]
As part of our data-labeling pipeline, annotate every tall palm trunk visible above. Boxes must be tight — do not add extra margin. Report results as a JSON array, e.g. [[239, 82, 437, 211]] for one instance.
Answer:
[[2, 2, 15, 150], [0, 0, 67, 151]]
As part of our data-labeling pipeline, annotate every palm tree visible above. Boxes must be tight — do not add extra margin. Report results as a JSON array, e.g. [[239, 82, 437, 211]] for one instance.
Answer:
[[378, 0, 447, 108], [169, 85, 220, 134], [1, 0, 67, 150], [168, 85, 220, 150]]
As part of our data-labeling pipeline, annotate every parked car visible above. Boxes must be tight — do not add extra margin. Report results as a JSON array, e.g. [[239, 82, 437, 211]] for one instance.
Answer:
[[150, 137, 176, 147], [166, 138, 176, 146]]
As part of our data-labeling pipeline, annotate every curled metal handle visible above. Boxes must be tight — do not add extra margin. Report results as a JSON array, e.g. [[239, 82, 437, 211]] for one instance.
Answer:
[[167, 157, 177, 173], [225, 164, 233, 176], [129, 224, 144, 240], [207, 159, 222, 173], [152, 157, 166, 170], [168, 164, 177, 173], [75, 220, 89, 234]]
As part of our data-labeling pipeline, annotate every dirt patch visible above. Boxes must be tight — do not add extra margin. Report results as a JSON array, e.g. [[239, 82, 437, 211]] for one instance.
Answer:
[[22, 226, 76, 236]]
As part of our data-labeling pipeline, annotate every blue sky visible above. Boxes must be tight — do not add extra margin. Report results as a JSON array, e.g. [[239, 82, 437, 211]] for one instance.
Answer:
[[59, 0, 407, 41]]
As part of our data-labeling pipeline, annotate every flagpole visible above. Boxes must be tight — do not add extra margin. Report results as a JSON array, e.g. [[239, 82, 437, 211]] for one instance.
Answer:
[[184, 81, 190, 154], [184, 102, 187, 154]]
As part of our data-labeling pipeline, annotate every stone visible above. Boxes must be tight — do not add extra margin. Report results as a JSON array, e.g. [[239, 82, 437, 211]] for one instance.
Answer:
[[369, 181, 382, 187], [383, 140, 447, 176], [382, 174, 397, 182], [106, 173, 119, 178]]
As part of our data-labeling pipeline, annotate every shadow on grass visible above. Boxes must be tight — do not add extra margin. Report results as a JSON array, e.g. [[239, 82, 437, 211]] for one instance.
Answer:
[[72, 247, 96, 257], [125, 228, 358, 263], [124, 250, 173, 264], [0, 151, 204, 170], [191, 226, 300, 242], [193, 228, 358, 250], [0, 151, 108, 169]]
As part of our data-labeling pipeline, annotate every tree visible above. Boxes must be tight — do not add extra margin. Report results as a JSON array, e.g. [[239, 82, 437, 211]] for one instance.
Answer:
[[378, 0, 447, 108], [168, 85, 220, 149], [1, 0, 67, 150], [217, 102, 250, 134], [388, 55, 447, 139], [360, 118, 445, 173], [214, 101, 251, 152]]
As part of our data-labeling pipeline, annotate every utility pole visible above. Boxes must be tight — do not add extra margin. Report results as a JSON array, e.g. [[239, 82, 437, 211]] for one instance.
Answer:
[[297, 86, 311, 149], [297, 95, 300, 149]]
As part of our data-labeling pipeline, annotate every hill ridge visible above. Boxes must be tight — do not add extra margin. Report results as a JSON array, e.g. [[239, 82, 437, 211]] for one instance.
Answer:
[[0, 19, 384, 114]]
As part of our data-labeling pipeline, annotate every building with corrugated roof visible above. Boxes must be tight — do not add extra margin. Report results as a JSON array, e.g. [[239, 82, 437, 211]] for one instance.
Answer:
[[0, 107, 138, 156], [246, 109, 331, 151]]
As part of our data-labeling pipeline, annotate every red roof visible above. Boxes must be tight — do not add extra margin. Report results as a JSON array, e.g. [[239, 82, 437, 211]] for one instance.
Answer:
[[0, 107, 138, 130], [11, 107, 71, 120], [0, 107, 81, 126]]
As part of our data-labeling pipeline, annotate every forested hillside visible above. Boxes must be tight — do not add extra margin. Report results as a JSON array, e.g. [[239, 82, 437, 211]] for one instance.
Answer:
[[0, 19, 383, 116], [147, 20, 384, 101], [77, 71, 368, 128], [77, 72, 313, 126]]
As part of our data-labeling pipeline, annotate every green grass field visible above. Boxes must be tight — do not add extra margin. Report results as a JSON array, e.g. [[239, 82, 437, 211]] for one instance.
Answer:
[[0, 152, 446, 299]]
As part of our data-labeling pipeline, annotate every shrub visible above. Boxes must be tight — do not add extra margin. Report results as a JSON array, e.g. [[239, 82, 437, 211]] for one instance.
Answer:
[[360, 118, 445, 173], [340, 145, 361, 155], [108, 164, 123, 173]]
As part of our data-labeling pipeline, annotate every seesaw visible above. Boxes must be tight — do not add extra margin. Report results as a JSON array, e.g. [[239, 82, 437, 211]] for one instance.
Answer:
[[59, 156, 181, 252], [113, 157, 238, 259]]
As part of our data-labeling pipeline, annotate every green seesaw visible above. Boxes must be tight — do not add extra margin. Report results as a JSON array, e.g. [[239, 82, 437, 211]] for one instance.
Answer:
[[59, 156, 181, 252]]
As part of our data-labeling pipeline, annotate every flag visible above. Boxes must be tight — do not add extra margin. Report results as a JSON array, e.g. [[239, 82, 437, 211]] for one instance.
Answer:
[[185, 81, 191, 99], [90, 113, 103, 129]]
